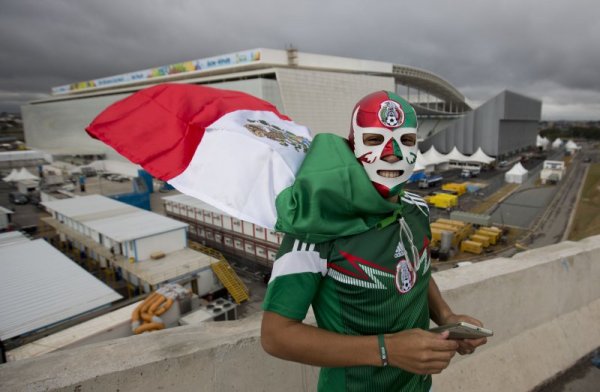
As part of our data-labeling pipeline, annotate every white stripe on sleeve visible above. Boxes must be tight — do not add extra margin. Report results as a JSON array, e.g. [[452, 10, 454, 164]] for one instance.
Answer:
[[269, 247, 327, 283]]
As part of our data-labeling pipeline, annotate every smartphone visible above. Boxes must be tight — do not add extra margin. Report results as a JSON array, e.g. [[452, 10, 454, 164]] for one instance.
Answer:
[[429, 322, 493, 339]]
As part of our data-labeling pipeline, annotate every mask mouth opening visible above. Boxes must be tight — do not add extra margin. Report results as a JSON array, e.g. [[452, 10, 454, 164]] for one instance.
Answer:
[[377, 170, 404, 178]]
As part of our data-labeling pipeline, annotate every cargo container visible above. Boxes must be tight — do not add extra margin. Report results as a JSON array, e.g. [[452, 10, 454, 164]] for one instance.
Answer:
[[479, 227, 502, 241], [474, 229, 498, 245], [469, 234, 490, 247], [460, 240, 483, 254], [431, 228, 459, 247]]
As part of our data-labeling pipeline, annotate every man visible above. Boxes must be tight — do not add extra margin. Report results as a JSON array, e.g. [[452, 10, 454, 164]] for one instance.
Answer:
[[261, 91, 486, 391]]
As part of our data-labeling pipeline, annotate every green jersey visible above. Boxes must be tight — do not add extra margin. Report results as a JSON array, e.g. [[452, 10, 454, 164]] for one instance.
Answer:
[[264, 133, 433, 391], [263, 191, 432, 392]]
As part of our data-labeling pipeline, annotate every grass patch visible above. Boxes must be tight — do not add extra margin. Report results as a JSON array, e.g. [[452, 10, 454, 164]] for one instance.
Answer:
[[568, 163, 600, 241]]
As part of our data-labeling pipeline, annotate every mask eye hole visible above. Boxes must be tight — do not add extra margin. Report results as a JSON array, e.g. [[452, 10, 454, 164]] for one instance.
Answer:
[[401, 134, 416, 147], [362, 133, 384, 146]]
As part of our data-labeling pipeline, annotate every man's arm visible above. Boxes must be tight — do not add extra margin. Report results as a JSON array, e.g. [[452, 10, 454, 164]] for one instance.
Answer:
[[261, 311, 458, 374], [428, 277, 488, 355]]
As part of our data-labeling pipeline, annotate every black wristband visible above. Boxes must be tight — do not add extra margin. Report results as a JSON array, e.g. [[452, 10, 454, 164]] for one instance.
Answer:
[[377, 334, 389, 367]]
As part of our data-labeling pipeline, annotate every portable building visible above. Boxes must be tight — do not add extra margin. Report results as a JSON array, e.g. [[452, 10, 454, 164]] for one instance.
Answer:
[[40, 195, 221, 294], [163, 194, 283, 269]]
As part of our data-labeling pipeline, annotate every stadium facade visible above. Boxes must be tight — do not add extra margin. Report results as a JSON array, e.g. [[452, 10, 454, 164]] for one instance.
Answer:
[[22, 48, 541, 159]]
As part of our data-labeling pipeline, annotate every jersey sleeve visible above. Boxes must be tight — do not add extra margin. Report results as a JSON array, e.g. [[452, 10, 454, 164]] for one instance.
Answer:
[[262, 235, 329, 320]]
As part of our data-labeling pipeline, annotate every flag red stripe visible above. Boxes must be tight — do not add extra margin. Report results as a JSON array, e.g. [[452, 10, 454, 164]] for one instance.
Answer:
[[86, 83, 290, 180]]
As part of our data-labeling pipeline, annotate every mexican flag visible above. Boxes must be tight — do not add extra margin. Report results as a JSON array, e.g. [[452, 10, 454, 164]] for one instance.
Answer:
[[86, 84, 312, 229]]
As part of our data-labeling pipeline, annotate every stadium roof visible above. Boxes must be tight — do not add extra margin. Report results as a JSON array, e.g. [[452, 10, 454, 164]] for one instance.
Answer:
[[44, 48, 469, 113]]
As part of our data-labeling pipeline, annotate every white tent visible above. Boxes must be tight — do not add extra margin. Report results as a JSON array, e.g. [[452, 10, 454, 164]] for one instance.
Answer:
[[422, 145, 449, 165], [565, 140, 580, 153], [413, 160, 426, 172], [536, 135, 550, 150], [2, 168, 19, 182], [15, 167, 40, 181], [505, 162, 528, 184], [445, 146, 471, 162], [552, 138, 563, 149], [465, 147, 495, 165], [416, 150, 435, 173]]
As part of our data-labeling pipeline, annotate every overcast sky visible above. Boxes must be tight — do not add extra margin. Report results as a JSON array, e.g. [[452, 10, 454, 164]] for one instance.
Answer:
[[1, 0, 598, 120]]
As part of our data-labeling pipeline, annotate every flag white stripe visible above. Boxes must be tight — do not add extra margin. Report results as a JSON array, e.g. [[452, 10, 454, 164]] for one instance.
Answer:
[[168, 109, 312, 230]]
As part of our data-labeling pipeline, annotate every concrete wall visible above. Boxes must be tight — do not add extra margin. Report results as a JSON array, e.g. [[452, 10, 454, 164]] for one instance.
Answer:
[[1, 235, 599, 392]]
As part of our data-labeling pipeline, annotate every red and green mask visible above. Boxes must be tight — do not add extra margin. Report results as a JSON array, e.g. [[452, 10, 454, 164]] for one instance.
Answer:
[[349, 91, 418, 198]]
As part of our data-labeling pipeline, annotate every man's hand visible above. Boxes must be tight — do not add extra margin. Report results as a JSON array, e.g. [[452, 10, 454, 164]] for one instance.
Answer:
[[440, 314, 488, 355], [385, 329, 458, 374]]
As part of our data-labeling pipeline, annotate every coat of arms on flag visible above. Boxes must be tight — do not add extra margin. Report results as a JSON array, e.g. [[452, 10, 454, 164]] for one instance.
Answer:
[[86, 83, 313, 229]]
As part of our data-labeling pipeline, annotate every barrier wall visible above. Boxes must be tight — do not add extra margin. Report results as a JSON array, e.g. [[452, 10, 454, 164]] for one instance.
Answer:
[[1, 235, 599, 392]]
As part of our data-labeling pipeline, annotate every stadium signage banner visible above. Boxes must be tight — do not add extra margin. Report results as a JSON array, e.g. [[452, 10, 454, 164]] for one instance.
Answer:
[[52, 49, 262, 95]]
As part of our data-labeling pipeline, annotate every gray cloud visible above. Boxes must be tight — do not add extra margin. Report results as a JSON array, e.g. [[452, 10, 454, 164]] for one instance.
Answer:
[[1, 0, 599, 119]]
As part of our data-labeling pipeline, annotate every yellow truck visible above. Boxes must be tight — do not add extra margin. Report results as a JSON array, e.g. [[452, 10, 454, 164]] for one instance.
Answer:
[[424, 193, 458, 209], [442, 183, 467, 196]]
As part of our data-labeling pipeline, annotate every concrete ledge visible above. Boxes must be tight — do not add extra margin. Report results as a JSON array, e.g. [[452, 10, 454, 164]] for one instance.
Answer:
[[433, 298, 600, 391], [1, 235, 599, 392]]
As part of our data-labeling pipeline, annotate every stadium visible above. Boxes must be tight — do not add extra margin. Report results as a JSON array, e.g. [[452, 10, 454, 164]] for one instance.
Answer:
[[22, 48, 541, 161]]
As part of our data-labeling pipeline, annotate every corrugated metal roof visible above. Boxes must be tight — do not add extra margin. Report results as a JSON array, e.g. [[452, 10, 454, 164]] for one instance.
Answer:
[[0, 231, 30, 248], [42, 195, 187, 242], [0, 239, 122, 341]]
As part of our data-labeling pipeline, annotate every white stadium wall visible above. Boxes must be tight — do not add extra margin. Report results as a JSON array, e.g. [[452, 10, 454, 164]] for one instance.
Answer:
[[275, 68, 394, 136]]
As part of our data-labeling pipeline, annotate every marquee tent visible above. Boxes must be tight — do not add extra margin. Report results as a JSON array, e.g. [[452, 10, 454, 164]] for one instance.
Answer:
[[445, 146, 471, 162], [565, 140, 580, 154], [505, 162, 528, 184], [2, 168, 18, 182], [422, 145, 449, 165], [465, 147, 495, 165], [536, 135, 550, 150], [552, 138, 563, 149], [16, 167, 39, 181]]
